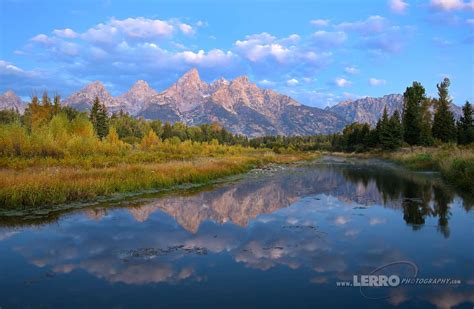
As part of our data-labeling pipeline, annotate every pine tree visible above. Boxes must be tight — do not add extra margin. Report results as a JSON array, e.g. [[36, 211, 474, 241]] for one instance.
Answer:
[[367, 120, 381, 148], [89, 96, 100, 131], [379, 107, 390, 149], [402, 82, 425, 145], [432, 78, 456, 143], [162, 122, 173, 140], [457, 101, 474, 145], [53, 95, 61, 115], [379, 107, 392, 149], [379, 108, 403, 150], [89, 96, 109, 139], [389, 110, 403, 149], [96, 103, 109, 139], [419, 98, 434, 146], [41, 91, 52, 107]]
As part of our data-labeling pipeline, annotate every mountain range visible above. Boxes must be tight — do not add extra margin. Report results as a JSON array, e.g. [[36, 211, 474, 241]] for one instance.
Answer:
[[0, 69, 463, 136]]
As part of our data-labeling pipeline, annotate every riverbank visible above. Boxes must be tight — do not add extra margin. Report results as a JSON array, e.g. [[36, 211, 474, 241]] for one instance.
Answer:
[[327, 145, 474, 195], [0, 150, 318, 210]]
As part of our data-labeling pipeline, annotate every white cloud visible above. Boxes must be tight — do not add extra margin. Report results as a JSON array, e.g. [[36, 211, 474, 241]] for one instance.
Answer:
[[111, 17, 174, 38], [22, 18, 241, 90], [389, 0, 409, 13], [179, 23, 195, 36], [176, 49, 234, 67], [335, 15, 388, 35], [334, 77, 352, 87], [30, 34, 53, 44], [466, 18, 474, 26], [53, 28, 79, 39], [310, 19, 330, 26], [0, 59, 60, 94], [344, 66, 359, 74], [0, 60, 25, 74], [80, 17, 179, 45], [235, 33, 292, 63], [369, 78, 386, 86], [259, 79, 274, 86], [18, 18, 357, 103], [430, 0, 474, 10], [303, 51, 332, 62], [196, 20, 207, 27], [280, 34, 300, 44], [286, 78, 299, 86], [311, 31, 348, 47], [301, 77, 315, 83], [89, 47, 108, 60], [333, 16, 414, 55], [242, 32, 276, 44]]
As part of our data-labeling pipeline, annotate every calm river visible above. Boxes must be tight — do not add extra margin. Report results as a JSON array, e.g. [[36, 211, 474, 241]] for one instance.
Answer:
[[0, 157, 473, 308]]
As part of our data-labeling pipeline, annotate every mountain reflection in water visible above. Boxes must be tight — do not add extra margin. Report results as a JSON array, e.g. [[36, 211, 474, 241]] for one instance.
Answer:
[[0, 157, 472, 308]]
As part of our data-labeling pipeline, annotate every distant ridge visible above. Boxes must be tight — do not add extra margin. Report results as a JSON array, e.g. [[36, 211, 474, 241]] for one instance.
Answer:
[[326, 94, 462, 126]]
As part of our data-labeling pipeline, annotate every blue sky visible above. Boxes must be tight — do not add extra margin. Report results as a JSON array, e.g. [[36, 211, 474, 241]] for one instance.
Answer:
[[0, 0, 473, 107]]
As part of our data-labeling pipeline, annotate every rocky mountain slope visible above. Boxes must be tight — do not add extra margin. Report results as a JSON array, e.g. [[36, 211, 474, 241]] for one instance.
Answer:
[[327, 94, 462, 126], [326, 94, 403, 126], [63, 81, 120, 112], [61, 68, 345, 136], [115, 80, 158, 115], [137, 69, 344, 136], [0, 90, 25, 112]]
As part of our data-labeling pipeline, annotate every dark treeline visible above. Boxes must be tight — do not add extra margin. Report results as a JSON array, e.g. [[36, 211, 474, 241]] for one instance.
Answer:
[[1, 78, 472, 152]]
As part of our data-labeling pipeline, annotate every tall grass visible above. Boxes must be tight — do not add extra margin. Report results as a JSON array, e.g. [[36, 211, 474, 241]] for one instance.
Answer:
[[0, 153, 315, 209], [385, 145, 474, 194]]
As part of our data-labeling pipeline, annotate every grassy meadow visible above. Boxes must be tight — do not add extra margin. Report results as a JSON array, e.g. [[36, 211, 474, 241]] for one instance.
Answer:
[[0, 124, 315, 209], [0, 152, 314, 210], [0, 103, 317, 210]]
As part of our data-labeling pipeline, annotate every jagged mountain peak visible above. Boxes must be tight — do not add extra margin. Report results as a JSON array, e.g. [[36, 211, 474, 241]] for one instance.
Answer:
[[177, 68, 202, 85], [0, 90, 25, 112], [64, 80, 117, 111], [84, 80, 106, 90], [115, 81, 158, 115], [231, 76, 251, 86], [3, 90, 17, 97], [73, 80, 110, 96], [211, 77, 229, 86], [119, 80, 157, 99], [131, 79, 149, 87], [128, 80, 154, 94]]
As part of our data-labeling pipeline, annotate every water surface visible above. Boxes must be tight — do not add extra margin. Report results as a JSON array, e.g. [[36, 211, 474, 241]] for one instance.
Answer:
[[0, 157, 473, 308]]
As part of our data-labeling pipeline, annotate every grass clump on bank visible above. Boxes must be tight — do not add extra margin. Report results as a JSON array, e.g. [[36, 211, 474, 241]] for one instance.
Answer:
[[386, 145, 474, 194]]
